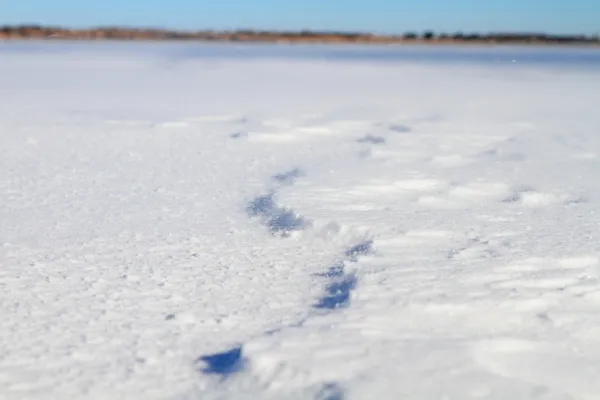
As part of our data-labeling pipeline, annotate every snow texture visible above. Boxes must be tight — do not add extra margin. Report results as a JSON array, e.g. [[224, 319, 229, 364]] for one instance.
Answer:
[[2, 42, 600, 399]]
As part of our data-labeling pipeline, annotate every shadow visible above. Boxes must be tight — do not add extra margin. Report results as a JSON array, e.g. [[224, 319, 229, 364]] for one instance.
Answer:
[[389, 124, 411, 133], [247, 193, 277, 217], [314, 262, 345, 278], [314, 241, 373, 309], [357, 134, 386, 144], [316, 382, 345, 400], [345, 240, 373, 262], [230, 131, 248, 139], [197, 346, 245, 375], [315, 273, 357, 309], [247, 193, 308, 236], [273, 168, 304, 185], [267, 210, 307, 235]]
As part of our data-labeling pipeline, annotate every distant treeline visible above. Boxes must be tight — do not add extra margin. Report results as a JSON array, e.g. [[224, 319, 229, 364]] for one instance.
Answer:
[[1, 25, 599, 45]]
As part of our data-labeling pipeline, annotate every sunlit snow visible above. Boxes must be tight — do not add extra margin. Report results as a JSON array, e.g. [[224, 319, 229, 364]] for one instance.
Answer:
[[2, 42, 600, 399]]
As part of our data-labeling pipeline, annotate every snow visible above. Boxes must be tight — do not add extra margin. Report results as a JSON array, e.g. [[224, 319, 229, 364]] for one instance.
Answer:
[[1, 42, 600, 399]]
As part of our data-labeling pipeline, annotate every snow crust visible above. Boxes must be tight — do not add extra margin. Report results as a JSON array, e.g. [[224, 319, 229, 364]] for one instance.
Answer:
[[2, 43, 600, 399]]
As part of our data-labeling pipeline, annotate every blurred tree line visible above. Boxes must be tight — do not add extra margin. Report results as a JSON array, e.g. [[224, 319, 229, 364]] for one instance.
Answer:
[[1, 25, 598, 44]]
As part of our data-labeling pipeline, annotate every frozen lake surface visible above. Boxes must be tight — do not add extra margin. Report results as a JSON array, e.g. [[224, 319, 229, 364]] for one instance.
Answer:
[[1, 42, 600, 399], [4, 41, 600, 67]]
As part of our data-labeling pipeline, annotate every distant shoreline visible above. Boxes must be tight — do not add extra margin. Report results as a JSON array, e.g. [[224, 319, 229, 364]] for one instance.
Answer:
[[2, 25, 599, 47]]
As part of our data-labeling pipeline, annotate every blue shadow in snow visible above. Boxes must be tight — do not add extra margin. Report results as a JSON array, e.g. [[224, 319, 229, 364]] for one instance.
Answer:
[[230, 131, 248, 139], [316, 382, 345, 400], [314, 262, 345, 278], [268, 210, 307, 234], [315, 273, 357, 309], [345, 240, 373, 262], [314, 241, 373, 310], [247, 193, 277, 217], [388, 124, 412, 133], [197, 346, 245, 375], [273, 168, 304, 185], [247, 193, 307, 236], [357, 134, 386, 144]]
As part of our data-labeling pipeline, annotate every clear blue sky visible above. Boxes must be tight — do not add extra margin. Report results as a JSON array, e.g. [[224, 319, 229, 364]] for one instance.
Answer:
[[1, 0, 599, 35]]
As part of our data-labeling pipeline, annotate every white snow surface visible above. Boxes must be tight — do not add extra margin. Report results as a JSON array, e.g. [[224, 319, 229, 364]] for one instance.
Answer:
[[2, 43, 600, 399]]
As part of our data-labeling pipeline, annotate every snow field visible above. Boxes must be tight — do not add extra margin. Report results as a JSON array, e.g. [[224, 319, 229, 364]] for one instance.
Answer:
[[1, 43, 600, 399]]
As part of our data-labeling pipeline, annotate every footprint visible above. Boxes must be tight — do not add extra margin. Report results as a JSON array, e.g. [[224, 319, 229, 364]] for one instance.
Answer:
[[314, 241, 372, 310], [388, 124, 411, 133], [315, 382, 345, 400], [197, 345, 246, 375], [246, 193, 309, 236], [272, 168, 304, 186], [230, 132, 248, 139], [357, 134, 386, 145]]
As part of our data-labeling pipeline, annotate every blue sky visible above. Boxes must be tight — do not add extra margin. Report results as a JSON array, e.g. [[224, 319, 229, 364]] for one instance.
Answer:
[[1, 0, 599, 35]]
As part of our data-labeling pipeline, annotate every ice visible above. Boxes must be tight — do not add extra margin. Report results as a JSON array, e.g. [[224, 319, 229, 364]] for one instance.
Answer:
[[2, 42, 600, 399]]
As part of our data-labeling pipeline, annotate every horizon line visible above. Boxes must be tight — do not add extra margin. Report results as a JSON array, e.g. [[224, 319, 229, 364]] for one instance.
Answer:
[[2, 23, 599, 38]]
